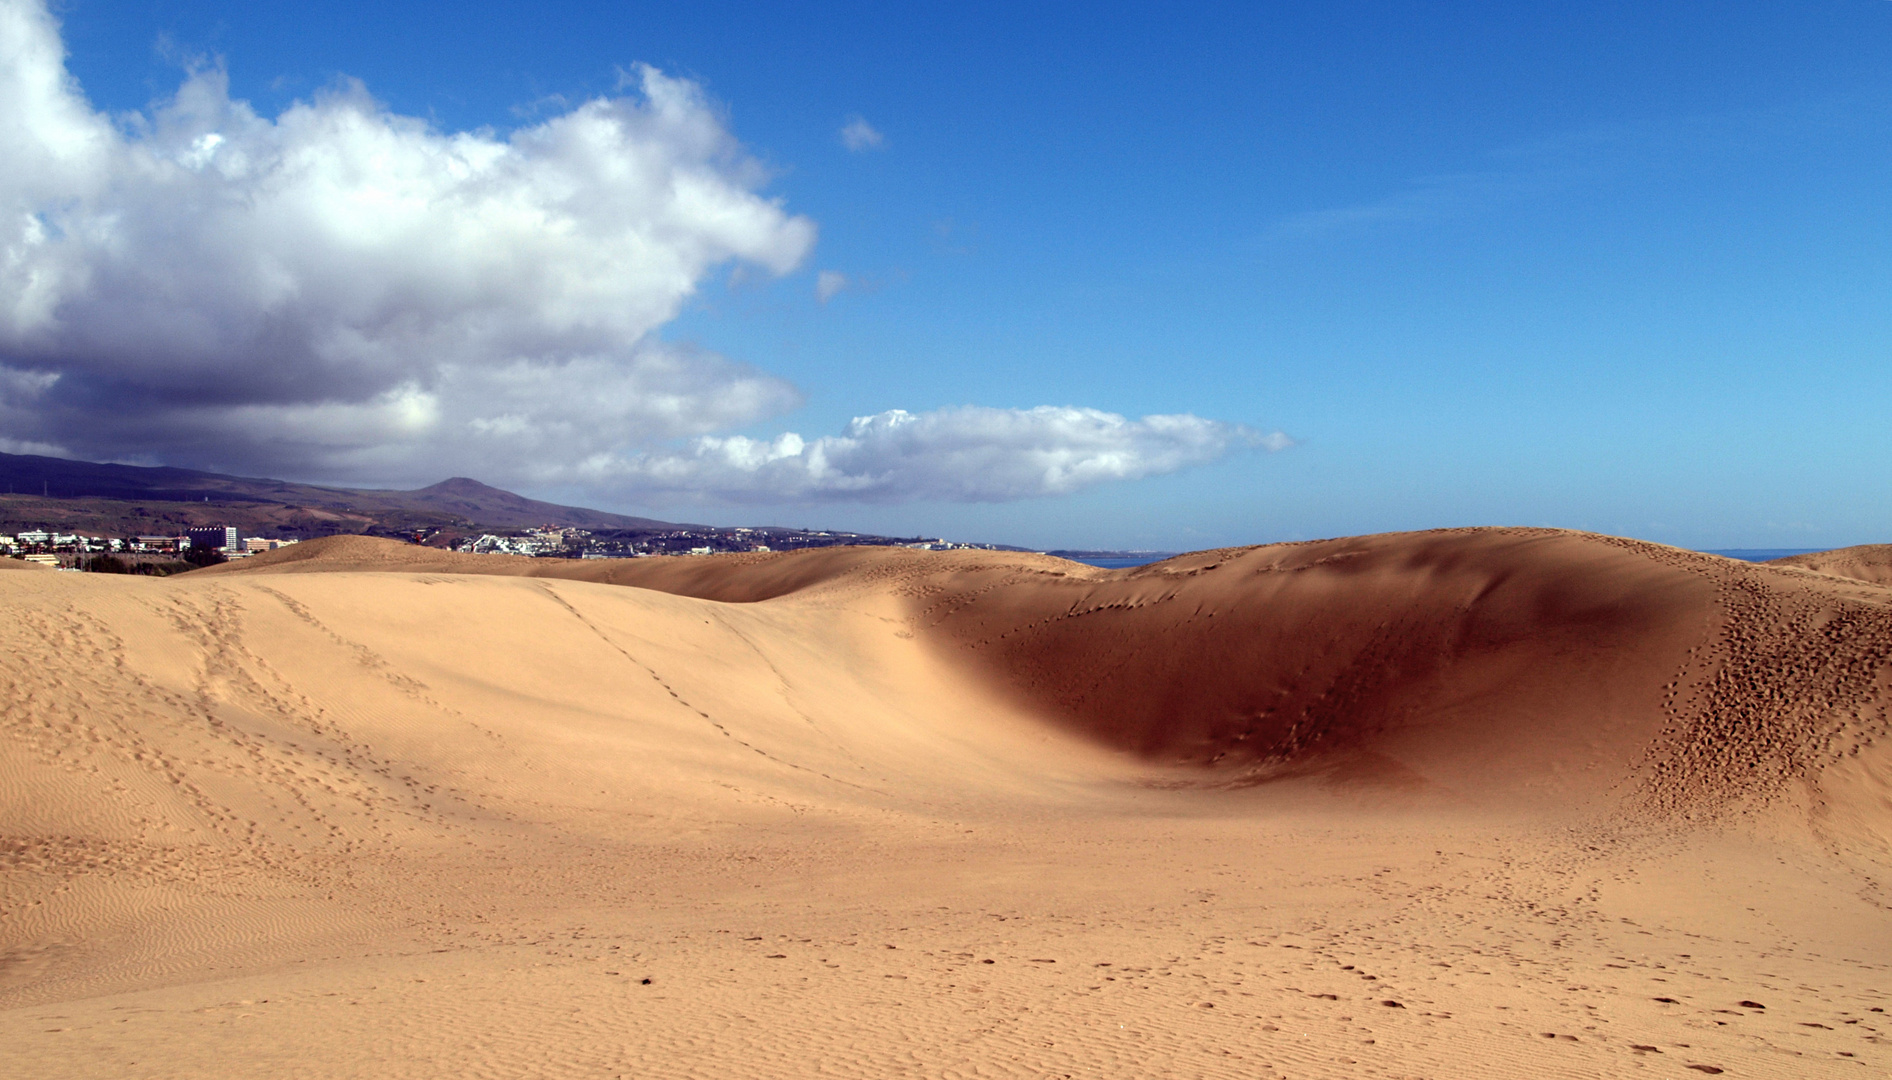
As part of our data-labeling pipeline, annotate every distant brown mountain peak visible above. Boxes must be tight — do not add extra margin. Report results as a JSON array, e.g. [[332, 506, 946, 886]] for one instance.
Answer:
[[414, 477, 509, 497], [0, 451, 679, 535]]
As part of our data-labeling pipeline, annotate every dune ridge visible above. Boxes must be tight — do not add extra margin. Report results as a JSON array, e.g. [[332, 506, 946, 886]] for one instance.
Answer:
[[2, 527, 1889, 1078], [1771, 543, 1892, 586], [215, 527, 1892, 815]]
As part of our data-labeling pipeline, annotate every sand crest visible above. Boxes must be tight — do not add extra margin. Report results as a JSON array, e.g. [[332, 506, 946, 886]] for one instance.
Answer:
[[4, 528, 1889, 1078], [1772, 543, 1892, 586]]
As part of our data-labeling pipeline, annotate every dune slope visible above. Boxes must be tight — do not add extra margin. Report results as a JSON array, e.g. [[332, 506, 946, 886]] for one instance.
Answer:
[[1, 528, 1888, 1079], [1773, 543, 1892, 586], [894, 530, 1892, 816], [216, 528, 1892, 813]]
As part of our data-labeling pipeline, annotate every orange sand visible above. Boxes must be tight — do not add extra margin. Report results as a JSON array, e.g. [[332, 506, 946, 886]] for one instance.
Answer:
[[3, 528, 1888, 1078]]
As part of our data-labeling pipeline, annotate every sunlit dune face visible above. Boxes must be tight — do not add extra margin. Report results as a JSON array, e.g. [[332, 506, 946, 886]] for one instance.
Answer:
[[3, 526, 1890, 1078]]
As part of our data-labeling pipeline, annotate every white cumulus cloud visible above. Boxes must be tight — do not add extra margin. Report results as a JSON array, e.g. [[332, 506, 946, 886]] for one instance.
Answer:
[[0, 0, 812, 483], [595, 406, 1286, 504], [0, 0, 1276, 507]]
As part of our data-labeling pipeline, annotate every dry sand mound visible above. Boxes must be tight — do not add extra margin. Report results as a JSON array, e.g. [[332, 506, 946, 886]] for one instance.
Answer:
[[894, 530, 1892, 817], [218, 528, 1892, 814], [1772, 543, 1892, 586], [2, 527, 1889, 1079]]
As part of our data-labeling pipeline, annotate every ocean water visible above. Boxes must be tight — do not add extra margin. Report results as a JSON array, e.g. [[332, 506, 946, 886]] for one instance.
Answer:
[[1067, 555, 1173, 569], [1703, 549, 1824, 562], [1068, 548, 1829, 569]]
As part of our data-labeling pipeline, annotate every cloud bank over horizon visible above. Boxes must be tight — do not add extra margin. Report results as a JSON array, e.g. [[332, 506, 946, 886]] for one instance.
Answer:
[[601, 406, 1280, 503], [0, 0, 1271, 506]]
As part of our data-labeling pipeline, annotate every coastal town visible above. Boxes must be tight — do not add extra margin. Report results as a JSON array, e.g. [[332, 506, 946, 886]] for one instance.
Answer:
[[1, 521, 1008, 571], [451, 525, 1002, 559], [0, 525, 298, 570], [0, 452, 1060, 571]]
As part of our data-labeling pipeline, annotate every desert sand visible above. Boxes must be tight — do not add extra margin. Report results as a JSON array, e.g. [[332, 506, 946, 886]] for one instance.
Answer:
[[2, 527, 1888, 1078], [1771, 545, 1892, 588]]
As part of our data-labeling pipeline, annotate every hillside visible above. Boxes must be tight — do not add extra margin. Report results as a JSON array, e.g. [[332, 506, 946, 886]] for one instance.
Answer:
[[0, 451, 679, 537]]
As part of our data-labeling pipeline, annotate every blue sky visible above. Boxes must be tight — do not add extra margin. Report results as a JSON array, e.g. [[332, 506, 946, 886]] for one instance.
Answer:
[[8, 0, 1892, 550]]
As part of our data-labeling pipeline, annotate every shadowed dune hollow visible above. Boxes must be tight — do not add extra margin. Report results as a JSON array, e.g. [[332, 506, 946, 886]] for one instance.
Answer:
[[208, 526, 1892, 813], [3, 527, 1890, 1079]]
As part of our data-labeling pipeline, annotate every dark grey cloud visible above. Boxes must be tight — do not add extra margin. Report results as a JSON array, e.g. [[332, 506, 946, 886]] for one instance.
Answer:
[[0, 0, 812, 482]]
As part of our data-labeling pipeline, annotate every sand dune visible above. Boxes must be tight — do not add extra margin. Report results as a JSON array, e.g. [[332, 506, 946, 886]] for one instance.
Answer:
[[1772, 543, 1892, 587], [212, 528, 1892, 812], [4, 528, 1890, 1078]]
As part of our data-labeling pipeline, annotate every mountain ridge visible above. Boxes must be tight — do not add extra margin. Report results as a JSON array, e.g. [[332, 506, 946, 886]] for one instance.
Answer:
[[0, 451, 681, 535]]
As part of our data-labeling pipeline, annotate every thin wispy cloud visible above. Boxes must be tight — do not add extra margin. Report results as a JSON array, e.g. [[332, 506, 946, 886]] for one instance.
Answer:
[[815, 270, 849, 303], [1274, 98, 1822, 240], [1276, 126, 1625, 237], [1280, 169, 1527, 235], [840, 115, 884, 151]]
